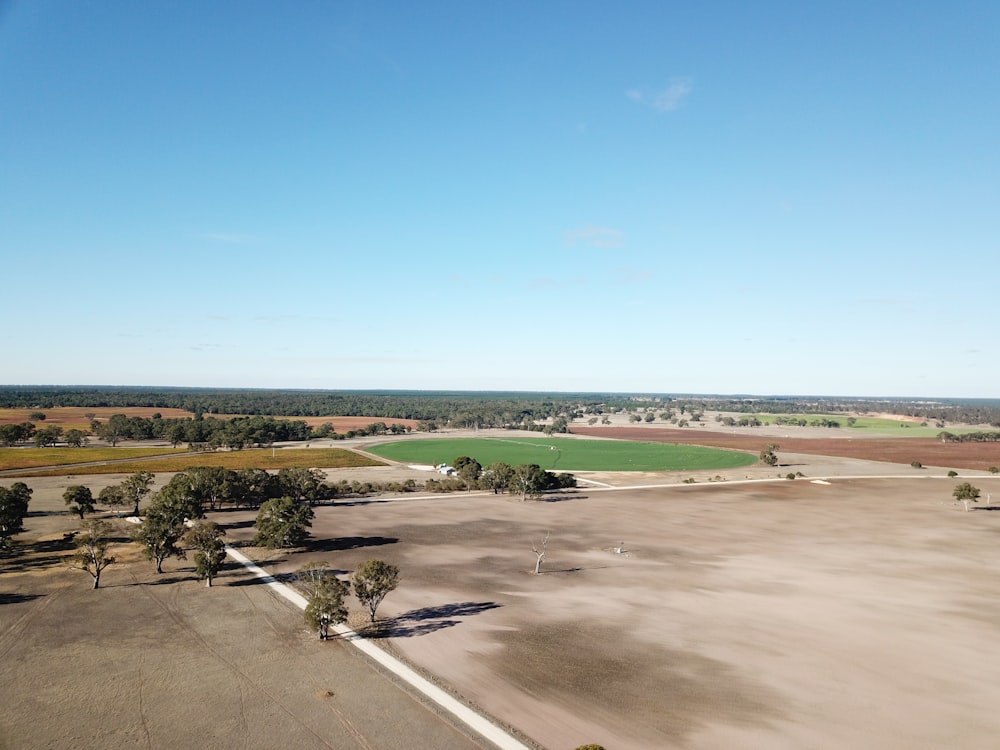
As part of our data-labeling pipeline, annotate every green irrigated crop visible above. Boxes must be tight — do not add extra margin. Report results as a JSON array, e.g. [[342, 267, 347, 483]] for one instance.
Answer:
[[367, 436, 756, 472]]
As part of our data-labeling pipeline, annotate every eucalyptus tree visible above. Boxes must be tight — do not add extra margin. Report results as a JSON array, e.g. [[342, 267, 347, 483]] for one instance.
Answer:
[[0, 482, 32, 553], [254, 497, 314, 549], [72, 519, 116, 589], [186, 521, 227, 587], [63, 485, 95, 519], [352, 559, 400, 623], [121, 471, 155, 515]]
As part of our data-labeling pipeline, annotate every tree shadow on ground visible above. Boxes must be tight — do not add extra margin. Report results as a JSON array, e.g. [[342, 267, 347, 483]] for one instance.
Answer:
[[145, 574, 192, 586], [0, 592, 44, 605], [3, 536, 77, 571], [309, 536, 398, 553], [13, 536, 77, 556], [220, 519, 256, 530], [366, 601, 502, 639], [538, 493, 586, 503], [226, 575, 271, 587]]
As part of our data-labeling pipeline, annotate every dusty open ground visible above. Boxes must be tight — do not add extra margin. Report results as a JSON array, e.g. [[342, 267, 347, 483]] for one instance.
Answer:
[[0, 503, 483, 749], [4, 435, 1000, 749]]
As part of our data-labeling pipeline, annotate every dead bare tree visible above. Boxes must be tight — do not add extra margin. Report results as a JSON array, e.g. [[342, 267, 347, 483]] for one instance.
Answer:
[[531, 532, 550, 575]]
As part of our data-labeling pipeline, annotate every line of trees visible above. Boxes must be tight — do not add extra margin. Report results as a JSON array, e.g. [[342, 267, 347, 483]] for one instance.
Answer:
[[0, 422, 89, 447], [7, 386, 1000, 430], [0, 386, 604, 425], [444, 457, 576, 499], [298, 559, 400, 639], [0, 414, 411, 449], [937, 431, 1000, 443]]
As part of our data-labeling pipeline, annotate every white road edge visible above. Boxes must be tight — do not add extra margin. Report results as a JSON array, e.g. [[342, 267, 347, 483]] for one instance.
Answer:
[[225, 547, 533, 750]]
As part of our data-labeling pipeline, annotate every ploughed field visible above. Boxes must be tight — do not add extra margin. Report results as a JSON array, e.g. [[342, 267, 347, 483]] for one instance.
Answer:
[[573, 425, 1000, 472], [5, 429, 1000, 749]]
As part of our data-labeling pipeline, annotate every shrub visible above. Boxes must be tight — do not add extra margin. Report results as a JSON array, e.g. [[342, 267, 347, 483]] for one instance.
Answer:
[[911, 461, 923, 469], [786, 473, 796, 480], [948, 470, 958, 478], [990, 467, 999, 475]]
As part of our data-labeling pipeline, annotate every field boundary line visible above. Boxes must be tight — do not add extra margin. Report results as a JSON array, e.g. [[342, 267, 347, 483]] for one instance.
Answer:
[[225, 547, 533, 750]]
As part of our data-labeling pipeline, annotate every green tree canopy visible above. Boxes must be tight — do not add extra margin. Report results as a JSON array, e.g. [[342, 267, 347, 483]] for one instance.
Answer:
[[352, 559, 400, 623], [953, 482, 981, 511], [298, 563, 349, 640], [0, 482, 32, 553], [254, 497, 314, 549], [186, 520, 227, 587], [72, 519, 116, 589], [63, 485, 95, 519]]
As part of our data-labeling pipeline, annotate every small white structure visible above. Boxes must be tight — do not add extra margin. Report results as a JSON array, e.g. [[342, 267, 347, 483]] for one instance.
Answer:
[[436, 463, 457, 476]]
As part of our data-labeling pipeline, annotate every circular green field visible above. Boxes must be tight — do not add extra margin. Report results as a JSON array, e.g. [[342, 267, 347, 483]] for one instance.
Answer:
[[366, 436, 756, 472]]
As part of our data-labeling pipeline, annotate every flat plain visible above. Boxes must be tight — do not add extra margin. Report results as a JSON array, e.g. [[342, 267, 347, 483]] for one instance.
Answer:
[[366, 435, 758, 472], [3, 430, 1000, 749]]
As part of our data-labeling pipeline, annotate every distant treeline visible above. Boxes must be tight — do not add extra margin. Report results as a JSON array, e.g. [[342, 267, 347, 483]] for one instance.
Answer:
[[3, 386, 1000, 428], [937, 431, 1000, 443], [0, 386, 612, 425], [0, 414, 410, 448]]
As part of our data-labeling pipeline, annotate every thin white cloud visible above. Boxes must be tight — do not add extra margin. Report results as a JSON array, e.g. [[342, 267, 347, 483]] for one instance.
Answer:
[[564, 225, 624, 249], [612, 266, 653, 284], [627, 78, 693, 112], [857, 297, 914, 306], [529, 276, 589, 289], [200, 232, 261, 245]]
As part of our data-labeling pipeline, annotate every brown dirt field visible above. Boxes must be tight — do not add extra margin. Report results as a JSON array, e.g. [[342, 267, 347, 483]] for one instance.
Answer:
[[7, 444, 1000, 749], [0, 502, 484, 750], [0, 406, 193, 429], [572, 425, 1000, 472], [233, 476, 1000, 750]]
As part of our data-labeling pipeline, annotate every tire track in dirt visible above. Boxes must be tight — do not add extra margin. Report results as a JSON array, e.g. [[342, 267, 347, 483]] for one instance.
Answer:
[[133, 580, 340, 750], [235, 579, 375, 748], [0, 580, 66, 661], [226, 547, 534, 750], [136, 647, 152, 749]]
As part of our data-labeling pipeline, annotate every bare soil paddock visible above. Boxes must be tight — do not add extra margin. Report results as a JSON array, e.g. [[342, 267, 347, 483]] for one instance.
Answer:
[[5, 442, 1000, 749], [573, 425, 1000, 472], [0, 505, 484, 750], [239, 477, 1000, 750]]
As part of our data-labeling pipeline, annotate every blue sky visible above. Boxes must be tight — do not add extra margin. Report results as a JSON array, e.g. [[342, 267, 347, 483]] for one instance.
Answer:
[[2, 2, 998, 397]]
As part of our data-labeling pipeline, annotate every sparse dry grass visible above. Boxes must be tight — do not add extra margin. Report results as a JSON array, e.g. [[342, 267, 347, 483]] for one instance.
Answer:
[[0, 447, 186, 471], [4, 447, 384, 476]]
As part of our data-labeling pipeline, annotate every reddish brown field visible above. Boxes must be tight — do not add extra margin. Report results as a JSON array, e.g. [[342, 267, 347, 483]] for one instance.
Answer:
[[0, 406, 193, 429], [572, 425, 1000, 472]]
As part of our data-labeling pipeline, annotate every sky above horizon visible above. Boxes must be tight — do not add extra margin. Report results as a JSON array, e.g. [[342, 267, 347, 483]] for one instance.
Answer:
[[2, 2, 998, 398]]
